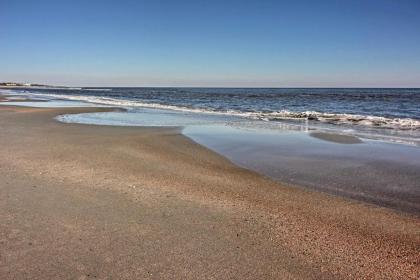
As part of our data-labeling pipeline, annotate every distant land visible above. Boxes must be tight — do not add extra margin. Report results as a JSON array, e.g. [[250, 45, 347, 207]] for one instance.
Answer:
[[0, 82, 56, 88], [0, 82, 78, 90]]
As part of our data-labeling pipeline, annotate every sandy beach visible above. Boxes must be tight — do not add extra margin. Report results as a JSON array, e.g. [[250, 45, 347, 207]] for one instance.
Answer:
[[0, 105, 419, 279]]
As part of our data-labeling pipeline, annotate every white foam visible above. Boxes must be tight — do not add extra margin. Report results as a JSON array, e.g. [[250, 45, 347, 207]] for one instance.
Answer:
[[254, 110, 420, 130]]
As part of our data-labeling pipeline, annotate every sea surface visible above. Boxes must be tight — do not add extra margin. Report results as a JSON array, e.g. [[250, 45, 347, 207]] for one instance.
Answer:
[[2, 87, 420, 215], [3, 87, 420, 145]]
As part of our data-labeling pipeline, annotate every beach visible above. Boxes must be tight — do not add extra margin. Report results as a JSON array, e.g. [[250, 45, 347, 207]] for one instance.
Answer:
[[0, 104, 419, 279]]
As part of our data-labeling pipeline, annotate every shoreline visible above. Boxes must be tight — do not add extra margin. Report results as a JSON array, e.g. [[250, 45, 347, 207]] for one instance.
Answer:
[[0, 104, 419, 279], [4, 96, 420, 215]]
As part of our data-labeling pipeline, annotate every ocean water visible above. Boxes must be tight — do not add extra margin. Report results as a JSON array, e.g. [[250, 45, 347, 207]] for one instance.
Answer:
[[6, 87, 420, 145]]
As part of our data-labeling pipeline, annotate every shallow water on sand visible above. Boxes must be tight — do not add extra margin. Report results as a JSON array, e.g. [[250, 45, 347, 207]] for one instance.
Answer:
[[0, 100, 103, 108], [184, 125, 420, 215]]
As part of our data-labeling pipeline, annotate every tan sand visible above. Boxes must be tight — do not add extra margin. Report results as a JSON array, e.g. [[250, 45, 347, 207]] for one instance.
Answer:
[[0, 105, 419, 279]]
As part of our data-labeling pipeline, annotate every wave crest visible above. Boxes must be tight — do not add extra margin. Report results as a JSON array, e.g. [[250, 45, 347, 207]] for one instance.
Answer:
[[254, 111, 420, 130]]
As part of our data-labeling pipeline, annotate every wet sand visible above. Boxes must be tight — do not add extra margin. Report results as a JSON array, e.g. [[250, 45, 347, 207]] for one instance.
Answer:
[[0, 105, 419, 279], [309, 132, 363, 144]]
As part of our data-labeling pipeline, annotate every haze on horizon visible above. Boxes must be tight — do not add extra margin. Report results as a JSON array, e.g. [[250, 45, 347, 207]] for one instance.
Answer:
[[1, 0, 420, 88]]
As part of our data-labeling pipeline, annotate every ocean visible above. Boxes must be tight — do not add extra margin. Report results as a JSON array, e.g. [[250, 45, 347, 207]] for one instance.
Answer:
[[7, 87, 420, 145]]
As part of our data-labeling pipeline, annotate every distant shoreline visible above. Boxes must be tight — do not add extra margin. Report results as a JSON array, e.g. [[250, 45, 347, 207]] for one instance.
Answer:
[[0, 85, 81, 90], [2, 84, 420, 90]]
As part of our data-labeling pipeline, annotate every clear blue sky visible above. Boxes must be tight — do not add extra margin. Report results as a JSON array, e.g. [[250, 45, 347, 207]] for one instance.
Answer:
[[1, 0, 419, 87]]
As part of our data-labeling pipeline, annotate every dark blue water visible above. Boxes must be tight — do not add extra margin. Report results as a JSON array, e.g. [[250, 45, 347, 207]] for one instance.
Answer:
[[14, 87, 419, 120]]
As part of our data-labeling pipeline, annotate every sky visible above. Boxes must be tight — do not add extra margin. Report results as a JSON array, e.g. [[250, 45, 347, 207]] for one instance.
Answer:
[[1, 0, 420, 87]]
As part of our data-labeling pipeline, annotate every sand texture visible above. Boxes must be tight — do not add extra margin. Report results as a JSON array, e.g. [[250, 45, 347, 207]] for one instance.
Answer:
[[0, 106, 419, 279]]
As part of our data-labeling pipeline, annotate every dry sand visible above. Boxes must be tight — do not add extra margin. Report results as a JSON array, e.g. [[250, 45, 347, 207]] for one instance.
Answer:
[[0, 105, 419, 279]]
